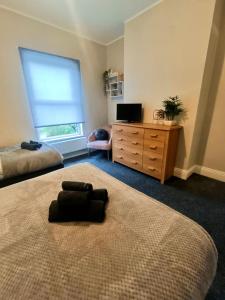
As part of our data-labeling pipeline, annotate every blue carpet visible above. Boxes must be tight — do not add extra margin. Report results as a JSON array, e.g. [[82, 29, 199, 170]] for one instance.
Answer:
[[65, 151, 225, 300]]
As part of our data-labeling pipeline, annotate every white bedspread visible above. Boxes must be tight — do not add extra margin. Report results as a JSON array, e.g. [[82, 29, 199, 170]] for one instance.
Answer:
[[0, 143, 63, 179], [0, 163, 217, 299]]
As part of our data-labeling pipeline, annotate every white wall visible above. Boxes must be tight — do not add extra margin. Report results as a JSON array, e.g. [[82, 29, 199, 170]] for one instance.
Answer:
[[201, 17, 225, 172], [0, 8, 107, 149], [1, 2, 224, 177], [106, 38, 124, 124], [188, 0, 224, 171], [124, 0, 216, 170]]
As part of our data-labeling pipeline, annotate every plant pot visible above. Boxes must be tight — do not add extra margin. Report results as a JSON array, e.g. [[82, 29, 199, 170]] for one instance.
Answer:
[[164, 120, 177, 126], [152, 119, 165, 125]]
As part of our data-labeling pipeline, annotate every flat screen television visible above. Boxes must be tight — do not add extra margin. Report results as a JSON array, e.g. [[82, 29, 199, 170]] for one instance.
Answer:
[[116, 103, 142, 123]]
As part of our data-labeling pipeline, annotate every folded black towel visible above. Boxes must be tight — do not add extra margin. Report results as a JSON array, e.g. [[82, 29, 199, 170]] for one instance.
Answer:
[[30, 140, 42, 149], [62, 181, 93, 192], [91, 189, 108, 204], [57, 191, 90, 211], [61, 183, 108, 204], [48, 200, 71, 222], [88, 200, 105, 222], [48, 200, 105, 223], [21, 142, 39, 151]]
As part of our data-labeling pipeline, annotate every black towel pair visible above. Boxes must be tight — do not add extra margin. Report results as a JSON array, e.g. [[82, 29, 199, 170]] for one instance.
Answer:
[[21, 140, 42, 151], [48, 181, 108, 223]]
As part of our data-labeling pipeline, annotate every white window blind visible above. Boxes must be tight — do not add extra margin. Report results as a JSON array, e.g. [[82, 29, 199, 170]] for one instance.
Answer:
[[19, 48, 84, 128]]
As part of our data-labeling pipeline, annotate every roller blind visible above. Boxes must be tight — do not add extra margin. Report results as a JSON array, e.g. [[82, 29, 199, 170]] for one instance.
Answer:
[[19, 48, 84, 128]]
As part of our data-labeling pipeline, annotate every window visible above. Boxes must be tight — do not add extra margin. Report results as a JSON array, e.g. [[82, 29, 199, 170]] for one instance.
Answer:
[[37, 123, 83, 141], [19, 48, 85, 140]]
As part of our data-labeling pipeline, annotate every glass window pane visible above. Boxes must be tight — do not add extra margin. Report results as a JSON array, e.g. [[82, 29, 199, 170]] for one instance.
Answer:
[[38, 123, 83, 140]]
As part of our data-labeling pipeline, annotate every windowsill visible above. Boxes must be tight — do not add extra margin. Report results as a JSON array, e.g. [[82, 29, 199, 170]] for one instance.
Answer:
[[41, 135, 86, 144]]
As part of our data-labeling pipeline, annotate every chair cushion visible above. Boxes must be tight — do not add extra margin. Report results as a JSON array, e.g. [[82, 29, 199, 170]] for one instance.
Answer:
[[94, 129, 109, 141], [87, 140, 111, 150]]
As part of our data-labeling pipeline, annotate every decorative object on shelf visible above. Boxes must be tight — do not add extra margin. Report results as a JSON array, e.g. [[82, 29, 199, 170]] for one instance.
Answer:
[[153, 109, 165, 124], [103, 69, 124, 99], [162, 96, 183, 126]]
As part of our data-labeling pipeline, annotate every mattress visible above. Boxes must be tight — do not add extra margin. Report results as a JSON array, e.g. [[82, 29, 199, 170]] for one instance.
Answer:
[[0, 143, 63, 180], [0, 163, 217, 299]]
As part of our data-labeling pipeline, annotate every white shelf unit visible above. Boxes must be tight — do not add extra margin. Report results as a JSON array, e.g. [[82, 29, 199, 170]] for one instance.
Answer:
[[107, 74, 124, 99]]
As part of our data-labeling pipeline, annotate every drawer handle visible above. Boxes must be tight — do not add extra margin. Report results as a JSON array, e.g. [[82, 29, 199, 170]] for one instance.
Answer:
[[149, 157, 157, 161], [148, 167, 156, 171], [119, 147, 124, 150], [132, 142, 138, 145], [132, 131, 138, 134], [118, 138, 123, 141], [132, 152, 138, 155], [117, 129, 123, 132], [149, 146, 157, 150], [150, 134, 158, 138], [132, 161, 138, 165], [118, 156, 123, 159]]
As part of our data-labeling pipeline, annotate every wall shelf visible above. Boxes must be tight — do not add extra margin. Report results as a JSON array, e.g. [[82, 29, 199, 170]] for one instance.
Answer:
[[106, 73, 124, 99]]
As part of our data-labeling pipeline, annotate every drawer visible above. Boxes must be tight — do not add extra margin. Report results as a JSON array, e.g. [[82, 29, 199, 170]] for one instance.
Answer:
[[114, 152, 142, 171], [113, 125, 144, 139], [113, 135, 143, 149], [113, 135, 128, 145], [144, 140, 164, 155], [142, 163, 162, 179], [143, 151, 163, 169], [127, 139, 143, 149], [114, 145, 142, 163], [144, 129, 166, 143]]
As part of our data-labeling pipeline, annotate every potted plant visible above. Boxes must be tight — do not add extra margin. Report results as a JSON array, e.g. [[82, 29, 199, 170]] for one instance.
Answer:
[[162, 96, 183, 125]]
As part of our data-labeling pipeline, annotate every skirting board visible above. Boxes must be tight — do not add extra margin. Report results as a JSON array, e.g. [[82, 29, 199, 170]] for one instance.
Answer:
[[174, 165, 225, 182], [195, 165, 225, 182], [174, 165, 196, 180]]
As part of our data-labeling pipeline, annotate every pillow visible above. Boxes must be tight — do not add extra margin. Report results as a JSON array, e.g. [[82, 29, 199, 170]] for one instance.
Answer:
[[94, 129, 109, 141]]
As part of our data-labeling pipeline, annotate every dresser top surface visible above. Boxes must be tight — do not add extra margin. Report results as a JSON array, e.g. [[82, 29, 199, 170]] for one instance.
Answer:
[[113, 122, 182, 131]]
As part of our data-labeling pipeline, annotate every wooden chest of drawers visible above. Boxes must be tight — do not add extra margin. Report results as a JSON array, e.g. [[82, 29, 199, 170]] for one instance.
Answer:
[[112, 123, 181, 184]]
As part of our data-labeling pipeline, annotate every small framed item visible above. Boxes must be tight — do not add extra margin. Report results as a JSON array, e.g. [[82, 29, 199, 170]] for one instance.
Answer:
[[153, 109, 164, 124]]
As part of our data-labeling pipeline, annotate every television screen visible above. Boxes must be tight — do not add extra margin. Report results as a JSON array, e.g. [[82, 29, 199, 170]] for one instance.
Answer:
[[116, 103, 142, 123]]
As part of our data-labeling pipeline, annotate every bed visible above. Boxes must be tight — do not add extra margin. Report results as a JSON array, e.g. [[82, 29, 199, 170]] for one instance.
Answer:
[[0, 163, 217, 299], [0, 143, 63, 183]]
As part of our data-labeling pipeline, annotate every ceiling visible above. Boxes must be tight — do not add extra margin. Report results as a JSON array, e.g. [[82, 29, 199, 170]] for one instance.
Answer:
[[0, 0, 160, 45]]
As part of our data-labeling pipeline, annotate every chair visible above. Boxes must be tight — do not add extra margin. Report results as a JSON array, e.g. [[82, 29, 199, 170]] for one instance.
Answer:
[[87, 126, 112, 160]]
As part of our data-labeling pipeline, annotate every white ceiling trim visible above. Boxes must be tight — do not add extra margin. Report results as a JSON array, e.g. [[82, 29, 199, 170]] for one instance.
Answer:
[[0, 4, 106, 46], [106, 35, 124, 47], [0, 1, 163, 46], [124, 0, 163, 24]]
